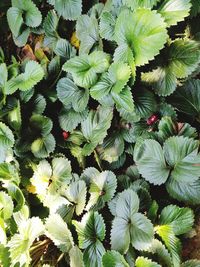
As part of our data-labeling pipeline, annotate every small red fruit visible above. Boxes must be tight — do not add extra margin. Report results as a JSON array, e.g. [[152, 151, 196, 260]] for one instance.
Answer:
[[62, 131, 69, 140], [147, 114, 159, 126]]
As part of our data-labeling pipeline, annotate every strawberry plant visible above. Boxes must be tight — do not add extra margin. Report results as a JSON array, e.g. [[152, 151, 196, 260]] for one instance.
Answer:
[[0, 0, 200, 266]]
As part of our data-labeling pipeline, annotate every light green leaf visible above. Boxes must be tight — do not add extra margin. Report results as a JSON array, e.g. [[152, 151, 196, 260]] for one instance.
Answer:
[[48, 0, 82, 20], [181, 260, 200, 267], [57, 77, 89, 112], [43, 10, 59, 48], [51, 157, 72, 188], [5, 183, 25, 212], [66, 180, 86, 215], [102, 250, 129, 267], [81, 106, 113, 156], [86, 170, 117, 210], [159, 205, 194, 235], [0, 245, 11, 267], [69, 246, 84, 267], [31, 134, 56, 158], [76, 15, 100, 54], [73, 211, 105, 248], [45, 213, 74, 252], [141, 66, 177, 96], [13, 28, 30, 47], [123, 0, 159, 9], [0, 191, 13, 220], [5, 61, 44, 94], [163, 136, 200, 183], [112, 86, 134, 112], [135, 139, 170, 185], [168, 39, 200, 79], [0, 163, 20, 184], [115, 189, 139, 220], [0, 122, 15, 148], [83, 240, 105, 267], [135, 257, 161, 267], [158, 0, 191, 26], [166, 177, 200, 205], [114, 8, 168, 66], [12, 0, 42, 27], [99, 12, 116, 41], [111, 217, 130, 254], [130, 213, 154, 250], [155, 225, 181, 267], [80, 167, 100, 185], [63, 51, 110, 88], [7, 7, 23, 37], [59, 108, 88, 132], [8, 217, 44, 267]]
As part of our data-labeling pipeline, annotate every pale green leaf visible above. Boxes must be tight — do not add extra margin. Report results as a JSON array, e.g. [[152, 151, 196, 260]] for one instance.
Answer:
[[159, 205, 194, 235], [163, 136, 200, 183], [114, 8, 168, 66], [45, 213, 74, 252], [0, 122, 15, 148], [31, 134, 56, 158], [135, 257, 161, 267], [135, 139, 170, 185], [102, 250, 129, 267], [0, 191, 13, 220], [158, 0, 191, 26]]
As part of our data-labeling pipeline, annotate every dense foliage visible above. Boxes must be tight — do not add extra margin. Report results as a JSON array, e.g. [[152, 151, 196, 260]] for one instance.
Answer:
[[0, 0, 200, 266]]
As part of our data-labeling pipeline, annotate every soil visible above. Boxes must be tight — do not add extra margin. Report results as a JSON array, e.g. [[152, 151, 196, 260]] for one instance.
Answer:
[[182, 218, 200, 260]]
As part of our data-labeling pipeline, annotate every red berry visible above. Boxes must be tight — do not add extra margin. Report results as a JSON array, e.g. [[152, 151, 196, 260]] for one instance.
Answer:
[[62, 131, 69, 140], [147, 114, 158, 126]]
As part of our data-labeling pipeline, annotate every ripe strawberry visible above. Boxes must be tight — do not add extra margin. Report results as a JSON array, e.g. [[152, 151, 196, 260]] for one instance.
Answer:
[[147, 114, 159, 126], [62, 131, 69, 140]]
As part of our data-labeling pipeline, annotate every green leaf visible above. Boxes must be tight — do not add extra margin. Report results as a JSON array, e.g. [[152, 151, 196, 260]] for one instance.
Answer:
[[130, 213, 154, 250], [112, 86, 134, 112], [69, 246, 84, 267], [190, 0, 200, 17], [145, 239, 172, 267], [168, 39, 200, 79], [76, 15, 100, 54], [13, 28, 30, 47], [0, 191, 13, 220], [45, 213, 74, 252], [54, 38, 76, 59], [59, 108, 88, 132], [0, 63, 8, 89], [7, 7, 23, 37], [8, 217, 44, 267], [63, 51, 110, 88], [6, 183, 25, 212], [48, 0, 82, 21], [155, 225, 181, 267], [141, 66, 177, 96], [66, 180, 86, 215], [181, 260, 200, 267], [158, 0, 191, 26], [99, 12, 116, 41], [159, 205, 194, 235], [73, 211, 105, 247], [0, 122, 15, 148], [43, 10, 59, 48], [135, 257, 161, 267], [51, 157, 72, 188], [83, 240, 105, 267], [12, 0, 42, 27], [32, 94, 46, 115], [102, 250, 129, 267], [0, 245, 11, 267], [169, 79, 200, 118], [31, 134, 56, 158], [8, 100, 22, 131], [90, 63, 131, 100], [134, 88, 157, 119], [111, 189, 154, 253], [86, 170, 117, 210], [135, 139, 170, 185], [163, 136, 200, 183], [81, 106, 113, 156], [98, 134, 124, 163], [5, 61, 44, 94], [81, 167, 100, 185], [57, 77, 89, 112], [0, 163, 20, 184], [123, 0, 159, 9], [30, 114, 53, 136], [166, 177, 200, 204], [115, 189, 139, 220], [114, 8, 168, 66]]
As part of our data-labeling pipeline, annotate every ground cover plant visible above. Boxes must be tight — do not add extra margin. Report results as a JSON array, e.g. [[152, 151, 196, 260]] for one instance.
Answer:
[[0, 0, 200, 266]]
